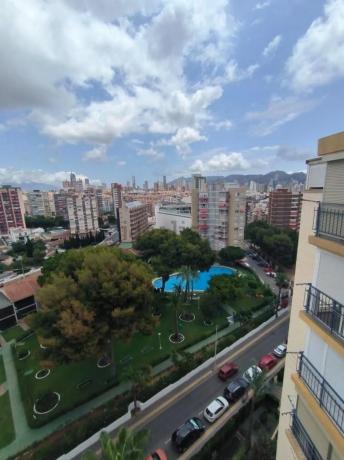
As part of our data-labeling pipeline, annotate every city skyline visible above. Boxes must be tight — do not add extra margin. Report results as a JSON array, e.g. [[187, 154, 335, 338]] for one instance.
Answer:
[[1, 0, 343, 187]]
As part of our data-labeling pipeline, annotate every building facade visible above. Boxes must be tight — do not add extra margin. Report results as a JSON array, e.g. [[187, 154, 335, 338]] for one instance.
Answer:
[[119, 201, 149, 243], [54, 191, 69, 220], [192, 175, 246, 250], [67, 193, 99, 236], [26, 190, 56, 217], [155, 203, 191, 234], [0, 186, 26, 235], [277, 131, 344, 460], [268, 188, 302, 231]]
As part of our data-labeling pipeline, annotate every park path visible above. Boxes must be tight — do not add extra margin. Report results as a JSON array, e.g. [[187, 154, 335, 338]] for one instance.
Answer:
[[0, 320, 240, 459]]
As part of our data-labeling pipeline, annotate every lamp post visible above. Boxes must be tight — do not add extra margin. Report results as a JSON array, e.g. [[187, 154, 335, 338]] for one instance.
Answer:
[[158, 332, 162, 350], [213, 324, 218, 371]]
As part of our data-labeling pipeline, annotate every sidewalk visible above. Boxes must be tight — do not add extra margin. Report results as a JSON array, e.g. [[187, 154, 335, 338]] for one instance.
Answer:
[[0, 301, 276, 459]]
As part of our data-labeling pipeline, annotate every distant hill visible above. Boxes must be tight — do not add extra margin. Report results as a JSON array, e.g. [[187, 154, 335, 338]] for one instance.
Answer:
[[170, 170, 306, 187]]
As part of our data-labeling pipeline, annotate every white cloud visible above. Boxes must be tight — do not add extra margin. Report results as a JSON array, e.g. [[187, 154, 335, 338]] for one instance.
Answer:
[[117, 160, 126, 166], [168, 127, 207, 154], [0, 168, 99, 186], [254, 1, 271, 10], [83, 145, 108, 161], [245, 96, 318, 135], [248, 144, 311, 161], [137, 148, 165, 160], [263, 35, 282, 58], [190, 152, 250, 173], [213, 60, 259, 85], [0, 0, 235, 148], [286, 0, 344, 92], [210, 119, 233, 130]]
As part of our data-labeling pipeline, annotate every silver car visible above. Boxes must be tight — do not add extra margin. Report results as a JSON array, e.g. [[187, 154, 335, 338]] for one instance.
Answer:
[[273, 344, 287, 358]]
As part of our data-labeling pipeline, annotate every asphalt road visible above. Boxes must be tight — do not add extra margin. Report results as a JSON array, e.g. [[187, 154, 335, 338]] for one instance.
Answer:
[[144, 316, 288, 459], [74, 314, 289, 460]]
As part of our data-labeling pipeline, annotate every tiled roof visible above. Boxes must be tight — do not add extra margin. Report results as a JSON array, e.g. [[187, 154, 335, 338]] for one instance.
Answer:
[[1, 271, 40, 303]]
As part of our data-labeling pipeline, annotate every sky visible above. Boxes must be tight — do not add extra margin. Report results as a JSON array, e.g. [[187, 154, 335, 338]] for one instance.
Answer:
[[1, 0, 344, 188]]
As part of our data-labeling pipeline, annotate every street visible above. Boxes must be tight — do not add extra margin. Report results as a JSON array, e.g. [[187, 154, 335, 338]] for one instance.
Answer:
[[74, 313, 289, 459]]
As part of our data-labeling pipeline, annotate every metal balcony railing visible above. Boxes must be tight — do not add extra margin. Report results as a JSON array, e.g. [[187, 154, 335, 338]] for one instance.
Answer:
[[304, 284, 344, 343], [314, 203, 344, 243], [297, 353, 344, 435], [291, 413, 323, 460]]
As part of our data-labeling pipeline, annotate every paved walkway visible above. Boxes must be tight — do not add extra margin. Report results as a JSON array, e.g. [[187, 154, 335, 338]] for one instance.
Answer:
[[0, 303, 276, 458]]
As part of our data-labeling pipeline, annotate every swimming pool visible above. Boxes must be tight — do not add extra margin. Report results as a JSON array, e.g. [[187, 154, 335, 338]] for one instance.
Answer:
[[152, 265, 235, 292]]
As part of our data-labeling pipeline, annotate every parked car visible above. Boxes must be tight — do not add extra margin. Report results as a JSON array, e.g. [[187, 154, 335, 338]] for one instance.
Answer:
[[266, 271, 277, 278], [273, 344, 287, 358], [218, 362, 239, 381], [243, 365, 263, 383], [263, 266, 273, 273], [223, 377, 249, 402], [171, 417, 205, 453], [258, 353, 278, 371], [280, 297, 289, 308], [203, 396, 229, 423], [145, 449, 168, 460]]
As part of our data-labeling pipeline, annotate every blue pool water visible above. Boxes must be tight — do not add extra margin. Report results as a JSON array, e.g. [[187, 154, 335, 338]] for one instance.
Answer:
[[153, 265, 235, 292]]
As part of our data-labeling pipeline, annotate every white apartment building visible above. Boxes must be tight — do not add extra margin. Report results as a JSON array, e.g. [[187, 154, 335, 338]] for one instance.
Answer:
[[26, 190, 56, 217], [155, 203, 191, 234], [67, 193, 99, 236], [192, 175, 246, 250], [277, 131, 344, 460]]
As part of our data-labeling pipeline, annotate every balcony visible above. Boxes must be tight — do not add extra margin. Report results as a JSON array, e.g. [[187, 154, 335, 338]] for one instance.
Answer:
[[297, 353, 344, 435], [304, 284, 344, 343], [314, 203, 344, 243], [290, 413, 323, 460]]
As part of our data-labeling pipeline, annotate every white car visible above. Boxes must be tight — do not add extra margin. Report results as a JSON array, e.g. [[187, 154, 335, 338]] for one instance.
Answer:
[[243, 365, 263, 383], [273, 344, 287, 358], [203, 396, 229, 423]]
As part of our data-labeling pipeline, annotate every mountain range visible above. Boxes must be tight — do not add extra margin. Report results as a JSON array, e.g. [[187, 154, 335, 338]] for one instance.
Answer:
[[170, 170, 306, 186]]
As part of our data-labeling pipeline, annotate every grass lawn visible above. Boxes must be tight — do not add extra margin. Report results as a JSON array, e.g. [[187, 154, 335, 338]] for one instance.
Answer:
[[1, 325, 25, 343], [0, 392, 15, 448], [14, 269, 270, 428], [0, 355, 6, 384]]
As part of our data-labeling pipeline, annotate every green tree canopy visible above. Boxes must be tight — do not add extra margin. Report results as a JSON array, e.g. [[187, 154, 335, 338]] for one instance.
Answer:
[[30, 246, 154, 364], [134, 228, 215, 273], [218, 246, 245, 265], [207, 274, 244, 304], [245, 221, 298, 268]]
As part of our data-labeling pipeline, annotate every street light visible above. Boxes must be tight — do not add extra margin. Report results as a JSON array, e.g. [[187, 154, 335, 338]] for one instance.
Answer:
[[213, 325, 218, 371], [158, 332, 162, 350]]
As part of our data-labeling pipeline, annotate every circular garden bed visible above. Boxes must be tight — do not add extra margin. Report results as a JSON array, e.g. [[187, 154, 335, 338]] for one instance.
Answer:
[[17, 349, 30, 360], [169, 333, 185, 344], [39, 343, 48, 349], [33, 392, 60, 415], [97, 356, 112, 368], [203, 319, 214, 327], [179, 312, 195, 323], [35, 369, 51, 380]]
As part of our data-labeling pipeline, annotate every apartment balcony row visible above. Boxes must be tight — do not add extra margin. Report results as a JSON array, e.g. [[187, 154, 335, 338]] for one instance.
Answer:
[[290, 413, 323, 460], [297, 353, 344, 436], [311, 203, 344, 255], [303, 284, 344, 344]]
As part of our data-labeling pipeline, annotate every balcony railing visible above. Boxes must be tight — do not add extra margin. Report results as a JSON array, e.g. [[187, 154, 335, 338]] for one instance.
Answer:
[[314, 202, 344, 243], [297, 353, 344, 435], [291, 413, 323, 460], [304, 284, 344, 343]]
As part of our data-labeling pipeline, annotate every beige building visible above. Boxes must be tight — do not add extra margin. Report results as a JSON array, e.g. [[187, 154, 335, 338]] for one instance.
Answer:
[[191, 175, 246, 250], [67, 193, 99, 236], [119, 201, 149, 243], [277, 132, 344, 460], [25, 190, 56, 217]]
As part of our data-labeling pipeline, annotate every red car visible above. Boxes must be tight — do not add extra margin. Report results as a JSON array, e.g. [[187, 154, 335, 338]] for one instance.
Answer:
[[145, 449, 168, 460], [218, 362, 239, 380], [263, 266, 273, 273], [258, 354, 278, 371]]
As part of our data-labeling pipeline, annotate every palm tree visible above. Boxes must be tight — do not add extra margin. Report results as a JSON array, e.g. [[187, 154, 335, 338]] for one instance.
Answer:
[[275, 272, 288, 318], [170, 289, 182, 342], [122, 365, 152, 414], [180, 265, 192, 301], [247, 370, 267, 450], [82, 428, 149, 460]]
